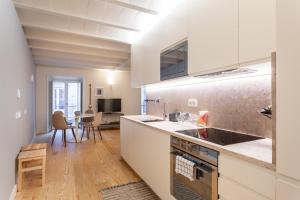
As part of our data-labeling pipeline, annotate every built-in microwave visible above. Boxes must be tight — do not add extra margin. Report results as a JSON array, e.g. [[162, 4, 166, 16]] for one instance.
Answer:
[[160, 40, 188, 81]]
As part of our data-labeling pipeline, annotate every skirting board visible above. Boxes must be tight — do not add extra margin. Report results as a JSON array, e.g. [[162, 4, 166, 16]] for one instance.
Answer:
[[9, 184, 17, 200]]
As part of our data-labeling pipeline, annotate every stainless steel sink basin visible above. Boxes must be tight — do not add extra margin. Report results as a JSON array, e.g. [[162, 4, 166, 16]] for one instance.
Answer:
[[141, 119, 164, 123]]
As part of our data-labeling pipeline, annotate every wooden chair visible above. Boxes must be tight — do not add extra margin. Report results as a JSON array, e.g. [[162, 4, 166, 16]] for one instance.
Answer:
[[54, 111, 72, 126], [18, 149, 46, 191], [74, 111, 81, 117], [74, 111, 83, 128], [51, 112, 77, 147], [81, 112, 103, 143], [80, 115, 94, 142]]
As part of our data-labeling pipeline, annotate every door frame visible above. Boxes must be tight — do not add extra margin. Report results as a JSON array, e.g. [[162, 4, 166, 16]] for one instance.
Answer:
[[47, 76, 83, 132]]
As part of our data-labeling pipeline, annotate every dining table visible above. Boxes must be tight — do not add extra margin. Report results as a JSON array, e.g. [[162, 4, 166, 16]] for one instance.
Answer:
[[67, 113, 95, 143]]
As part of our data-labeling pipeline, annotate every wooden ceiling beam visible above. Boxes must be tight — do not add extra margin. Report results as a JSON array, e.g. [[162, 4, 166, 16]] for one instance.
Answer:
[[35, 59, 116, 70], [21, 23, 129, 45], [99, 0, 159, 15], [31, 49, 125, 64], [23, 26, 130, 52], [15, 2, 140, 32], [33, 57, 122, 68], [28, 42, 129, 59], [26, 37, 130, 53]]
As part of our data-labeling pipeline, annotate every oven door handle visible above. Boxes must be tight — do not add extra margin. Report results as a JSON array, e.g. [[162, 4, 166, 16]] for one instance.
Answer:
[[170, 151, 183, 156]]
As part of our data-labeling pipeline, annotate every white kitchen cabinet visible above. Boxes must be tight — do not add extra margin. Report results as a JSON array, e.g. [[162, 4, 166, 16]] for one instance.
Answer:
[[120, 118, 172, 200], [156, 3, 188, 52], [219, 177, 271, 200], [276, 176, 300, 200], [277, 0, 300, 181], [131, 2, 188, 88], [218, 154, 275, 200], [132, 0, 275, 86], [120, 118, 134, 164], [131, 30, 160, 88], [238, 0, 276, 63], [187, 0, 239, 75]]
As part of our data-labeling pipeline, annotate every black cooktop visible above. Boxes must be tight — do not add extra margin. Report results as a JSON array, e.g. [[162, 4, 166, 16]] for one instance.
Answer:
[[175, 128, 264, 146]]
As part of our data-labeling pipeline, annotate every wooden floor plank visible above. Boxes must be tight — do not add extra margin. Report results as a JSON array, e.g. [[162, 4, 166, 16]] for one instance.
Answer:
[[15, 129, 140, 200]]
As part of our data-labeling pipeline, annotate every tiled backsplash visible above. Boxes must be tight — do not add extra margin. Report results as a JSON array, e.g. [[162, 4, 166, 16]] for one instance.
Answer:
[[145, 75, 272, 138]]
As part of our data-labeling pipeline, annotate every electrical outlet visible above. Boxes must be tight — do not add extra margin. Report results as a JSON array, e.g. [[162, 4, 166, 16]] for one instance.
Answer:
[[188, 98, 198, 107]]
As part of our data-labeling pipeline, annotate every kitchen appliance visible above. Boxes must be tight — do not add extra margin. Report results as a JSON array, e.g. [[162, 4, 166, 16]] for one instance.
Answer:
[[169, 112, 181, 122], [260, 105, 272, 119], [171, 136, 219, 200], [160, 41, 188, 81], [97, 98, 121, 113], [176, 128, 264, 146], [194, 68, 257, 79]]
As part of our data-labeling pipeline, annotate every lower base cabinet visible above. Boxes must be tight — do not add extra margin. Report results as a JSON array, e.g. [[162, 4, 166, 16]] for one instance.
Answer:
[[276, 176, 300, 200], [120, 118, 174, 200], [218, 154, 276, 200], [121, 118, 283, 200]]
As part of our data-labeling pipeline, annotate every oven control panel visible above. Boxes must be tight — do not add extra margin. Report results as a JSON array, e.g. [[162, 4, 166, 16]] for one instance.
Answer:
[[171, 136, 219, 166]]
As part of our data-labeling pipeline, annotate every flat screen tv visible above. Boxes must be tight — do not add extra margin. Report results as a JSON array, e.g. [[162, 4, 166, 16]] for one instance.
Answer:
[[97, 98, 121, 113]]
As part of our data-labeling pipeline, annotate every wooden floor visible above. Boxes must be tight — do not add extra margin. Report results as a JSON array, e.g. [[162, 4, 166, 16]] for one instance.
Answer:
[[15, 129, 140, 200]]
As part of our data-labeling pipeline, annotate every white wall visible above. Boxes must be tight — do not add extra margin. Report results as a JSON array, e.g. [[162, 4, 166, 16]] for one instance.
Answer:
[[0, 0, 36, 199], [36, 65, 141, 133]]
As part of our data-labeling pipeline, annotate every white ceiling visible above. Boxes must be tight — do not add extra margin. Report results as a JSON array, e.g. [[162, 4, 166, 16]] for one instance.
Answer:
[[13, 0, 175, 70]]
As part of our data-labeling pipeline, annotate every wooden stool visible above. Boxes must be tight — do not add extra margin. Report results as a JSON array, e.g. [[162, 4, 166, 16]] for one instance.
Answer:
[[21, 143, 47, 152], [18, 149, 46, 191]]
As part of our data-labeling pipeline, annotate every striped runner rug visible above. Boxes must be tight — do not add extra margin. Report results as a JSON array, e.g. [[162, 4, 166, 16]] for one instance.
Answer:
[[100, 181, 160, 200]]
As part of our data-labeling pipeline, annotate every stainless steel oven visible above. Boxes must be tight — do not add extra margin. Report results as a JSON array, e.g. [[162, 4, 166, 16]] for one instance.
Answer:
[[171, 136, 219, 200]]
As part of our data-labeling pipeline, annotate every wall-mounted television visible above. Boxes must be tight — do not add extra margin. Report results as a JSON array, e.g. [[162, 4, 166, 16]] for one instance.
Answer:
[[97, 98, 121, 113]]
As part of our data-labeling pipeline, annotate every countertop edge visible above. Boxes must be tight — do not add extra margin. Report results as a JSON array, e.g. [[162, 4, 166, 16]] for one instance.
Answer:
[[121, 116, 276, 171]]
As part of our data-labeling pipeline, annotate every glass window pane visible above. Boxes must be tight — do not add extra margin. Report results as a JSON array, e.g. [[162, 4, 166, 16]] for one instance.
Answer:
[[53, 82, 65, 114], [67, 82, 81, 118]]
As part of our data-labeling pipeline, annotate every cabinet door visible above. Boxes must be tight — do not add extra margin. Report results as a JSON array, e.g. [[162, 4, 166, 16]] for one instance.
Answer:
[[277, 177, 300, 200], [131, 2, 188, 87], [157, 2, 188, 51], [133, 124, 171, 200], [219, 154, 275, 199], [131, 31, 160, 87], [187, 0, 239, 75], [239, 0, 276, 63], [277, 0, 300, 181], [219, 177, 271, 200], [120, 118, 135, 164], [123, 121, 171, 200]]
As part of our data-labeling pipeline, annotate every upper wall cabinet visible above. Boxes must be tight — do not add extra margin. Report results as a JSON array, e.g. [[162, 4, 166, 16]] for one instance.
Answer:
[[131, 3, 188, 88], [131, 0, 276, 87], [157, 4, 188, 51], [238, 0, 276, 63], [187, 0, 239, 76], [131, 30, 160, 87]]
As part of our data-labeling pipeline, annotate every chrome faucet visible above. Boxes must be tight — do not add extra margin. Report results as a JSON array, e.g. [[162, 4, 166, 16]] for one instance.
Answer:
[[162, 102, 167, 120]]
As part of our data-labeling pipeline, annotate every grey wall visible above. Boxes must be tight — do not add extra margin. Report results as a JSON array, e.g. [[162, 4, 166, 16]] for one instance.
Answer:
[[0, 0, 36, 199]]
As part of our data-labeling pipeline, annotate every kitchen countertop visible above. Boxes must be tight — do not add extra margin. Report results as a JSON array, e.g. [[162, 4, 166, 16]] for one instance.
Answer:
[[121, 115, 275, 170]]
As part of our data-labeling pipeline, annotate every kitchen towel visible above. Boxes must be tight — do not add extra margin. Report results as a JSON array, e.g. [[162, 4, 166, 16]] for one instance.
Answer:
[[175, 155, 195, 181]]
